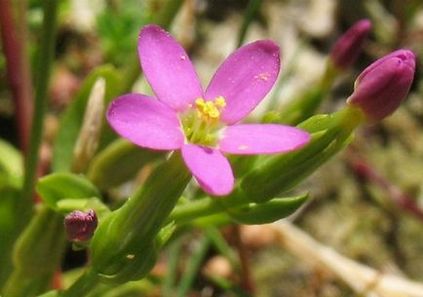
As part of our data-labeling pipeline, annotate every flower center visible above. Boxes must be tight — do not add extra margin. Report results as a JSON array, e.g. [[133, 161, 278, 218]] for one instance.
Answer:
[[181, 96, 226, 146]]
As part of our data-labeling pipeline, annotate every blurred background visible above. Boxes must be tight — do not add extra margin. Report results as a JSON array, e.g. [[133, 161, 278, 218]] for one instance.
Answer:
[[2, 0, 423, 296]]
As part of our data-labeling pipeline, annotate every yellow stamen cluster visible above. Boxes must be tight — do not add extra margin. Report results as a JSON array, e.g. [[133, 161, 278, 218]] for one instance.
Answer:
[[195, 96, 226, 121], [181, 96, 226, 146]]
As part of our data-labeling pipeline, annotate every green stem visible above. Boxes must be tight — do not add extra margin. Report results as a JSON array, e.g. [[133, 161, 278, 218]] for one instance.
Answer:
[[154, 0, 183, 28], [168, 190, 247, 225], [162, 238, 183, 297], [62, 270, 100, 297], [237, 0, 262, 47], [20, 0, 58, 227], [177, 235, 210, 297], [268, 60, 339, 125], [119, 0, 184, 93], [205, 228, 238, 266]]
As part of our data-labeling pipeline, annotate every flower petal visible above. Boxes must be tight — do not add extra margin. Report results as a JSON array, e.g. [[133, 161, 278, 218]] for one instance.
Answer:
[[205, 40, 280, 124], [219, 124, 310, 155], [107, 94, 184, 150], [138, 25, 203, 111], [181, 144, 234, 196]]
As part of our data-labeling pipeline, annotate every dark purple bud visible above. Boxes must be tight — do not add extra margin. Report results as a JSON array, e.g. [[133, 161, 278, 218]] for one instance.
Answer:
[[347, 49, 416, 121], [330, 19, 372, 69], [64, 209, 98, 242]]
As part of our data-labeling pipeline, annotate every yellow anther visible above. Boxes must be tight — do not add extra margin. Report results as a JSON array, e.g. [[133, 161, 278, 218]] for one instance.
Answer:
[[195, 98, 206, 108], [182, 96, 227, 145], [208, 109, 220, 119], [194, 97, 224, 120], [214, 96, 226, 108]]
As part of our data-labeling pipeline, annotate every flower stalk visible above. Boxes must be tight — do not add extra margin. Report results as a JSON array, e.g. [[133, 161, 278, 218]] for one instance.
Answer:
[[20, 0, 58, 226], [266, 20, 372, 126], [62, 152, 191, 295]]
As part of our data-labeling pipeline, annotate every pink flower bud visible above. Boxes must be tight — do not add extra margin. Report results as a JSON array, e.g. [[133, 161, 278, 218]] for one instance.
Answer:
[[64, 209, 98, 242], [347, 49, 416, 121], [330, 19, 372, 69]]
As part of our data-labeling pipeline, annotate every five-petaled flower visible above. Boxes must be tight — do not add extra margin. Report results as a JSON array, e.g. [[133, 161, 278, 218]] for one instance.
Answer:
[[107, 25, 310, 196]]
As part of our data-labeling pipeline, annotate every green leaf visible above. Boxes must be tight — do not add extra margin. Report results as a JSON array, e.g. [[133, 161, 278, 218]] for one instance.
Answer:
[[0, 138, 23, 186], [229, 194, 308, 224], [52, 65, 121, 172], [36, 172, 100, 211], [37, 290, 60, 297], [0, 186, 20, 287], [87, 139, 163, 190], [3, 207, 66, 297]]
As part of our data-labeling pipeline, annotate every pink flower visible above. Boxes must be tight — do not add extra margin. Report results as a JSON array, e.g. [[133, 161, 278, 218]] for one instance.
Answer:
[[347, 49, 416, 121], [330, 19, 372, 69], [107, 25, 310, 196]]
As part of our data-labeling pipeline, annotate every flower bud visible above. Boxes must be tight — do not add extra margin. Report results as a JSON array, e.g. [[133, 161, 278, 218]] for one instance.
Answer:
[[64, 209, 97, 242], [347, 49, 416, 121], [72, 77, 105, 173], [330, 19, 372, 69]]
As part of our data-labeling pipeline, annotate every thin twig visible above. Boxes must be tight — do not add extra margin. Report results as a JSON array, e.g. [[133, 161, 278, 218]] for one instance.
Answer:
[[268, 222, 423, 297]]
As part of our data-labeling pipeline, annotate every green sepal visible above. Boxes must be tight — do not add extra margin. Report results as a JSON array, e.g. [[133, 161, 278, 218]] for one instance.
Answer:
[[90, 152, 191, 284], [241, 107, 363, 203], [36, 172, 101, 212], [228, 194, 308, 224], [87, 139, 163, 190], [52, 65, 121, 172]]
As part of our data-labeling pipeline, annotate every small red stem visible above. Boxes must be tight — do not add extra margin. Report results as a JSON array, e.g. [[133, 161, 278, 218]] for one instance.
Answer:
[[0, 0, 33, 153], [348, 154, 423, 222], [231, 225, 255, 294]]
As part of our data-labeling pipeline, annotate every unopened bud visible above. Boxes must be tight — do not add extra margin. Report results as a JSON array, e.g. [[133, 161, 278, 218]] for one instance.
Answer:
[[64, 209, 98, 242], [347, 49, 415, 121], [330, 19, 372, 69], [72, 77, 106, 173]]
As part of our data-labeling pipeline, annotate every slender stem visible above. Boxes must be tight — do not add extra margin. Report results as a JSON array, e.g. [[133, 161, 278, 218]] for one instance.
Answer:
[[168, 190, 247, 224], [231, 225, 255, 294], [0, 0, 33, 152], [119, 0, 184, 93], [348, 152, 423, 222], [155, 0, 183, 28], [205, 228, 238, 266], [62, 270, 100, 297], [237, 0, 262, 47], [162, 238, 183, 297], [177, 235, 210, 297], [19, 0, 58, 226]]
